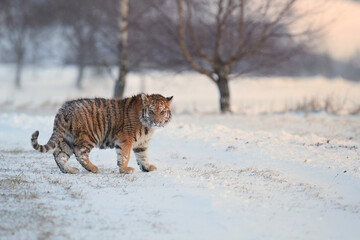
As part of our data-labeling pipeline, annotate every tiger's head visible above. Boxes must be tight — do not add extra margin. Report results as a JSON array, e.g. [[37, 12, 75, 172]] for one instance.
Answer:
[[140, 93, 173, 128]]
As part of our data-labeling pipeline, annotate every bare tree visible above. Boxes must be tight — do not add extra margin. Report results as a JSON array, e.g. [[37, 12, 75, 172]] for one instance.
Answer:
[[98, 0, 182, 97], [54, 0, 103, 89], [86, 0, 186, 96], [114, 0, 129, 98], [0, 0, 44, 88], [175, 0, 315, 113], [65, 24, 98, 89]]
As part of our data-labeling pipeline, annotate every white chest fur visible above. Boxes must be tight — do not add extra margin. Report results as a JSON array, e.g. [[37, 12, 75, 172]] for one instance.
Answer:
[[133, 128, 154, 149]]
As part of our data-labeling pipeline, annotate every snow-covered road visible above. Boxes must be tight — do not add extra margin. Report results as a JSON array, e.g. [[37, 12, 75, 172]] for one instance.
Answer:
[[1, 113, 359, 239]]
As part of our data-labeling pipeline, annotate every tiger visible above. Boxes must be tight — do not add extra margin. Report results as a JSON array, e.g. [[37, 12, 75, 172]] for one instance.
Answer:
[[31, 93, 173, 174]]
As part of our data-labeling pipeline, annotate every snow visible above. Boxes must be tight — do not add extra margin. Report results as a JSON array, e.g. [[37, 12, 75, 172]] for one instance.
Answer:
[[0, 65, 360, 239]]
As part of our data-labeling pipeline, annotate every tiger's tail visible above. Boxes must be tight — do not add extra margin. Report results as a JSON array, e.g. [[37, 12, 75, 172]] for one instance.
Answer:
[[31, 113, 67, 153]]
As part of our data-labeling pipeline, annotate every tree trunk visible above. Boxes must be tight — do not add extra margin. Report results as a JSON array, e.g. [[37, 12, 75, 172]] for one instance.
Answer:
[[114, 0, 129, 98], [114, 66, 128, 98], [14, 47, 25, 89], [76, 64, 84, 89], [216, 74, 231, 113], [15, 59, 23, 89]]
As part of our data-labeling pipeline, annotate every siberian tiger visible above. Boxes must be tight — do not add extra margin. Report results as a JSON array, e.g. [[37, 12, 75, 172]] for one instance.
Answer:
[[31, 93, 173, 174]]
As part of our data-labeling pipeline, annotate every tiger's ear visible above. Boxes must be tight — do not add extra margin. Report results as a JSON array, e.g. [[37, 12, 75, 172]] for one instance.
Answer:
[[166, 96, 173, 104], [141, 93, 149, 105]]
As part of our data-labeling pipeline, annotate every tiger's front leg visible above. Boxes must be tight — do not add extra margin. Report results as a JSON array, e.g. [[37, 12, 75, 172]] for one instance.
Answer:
[[133, 145, 157, 172], [116, 141, 134, 174]]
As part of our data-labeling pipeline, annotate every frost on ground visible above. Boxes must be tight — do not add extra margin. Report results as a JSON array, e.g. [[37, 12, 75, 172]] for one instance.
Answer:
[[0, 66, 360, 239], [1, 113, 360, 240]]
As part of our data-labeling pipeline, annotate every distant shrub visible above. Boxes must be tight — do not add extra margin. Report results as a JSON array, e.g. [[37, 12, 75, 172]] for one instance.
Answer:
[[283, 95, 359, 115]]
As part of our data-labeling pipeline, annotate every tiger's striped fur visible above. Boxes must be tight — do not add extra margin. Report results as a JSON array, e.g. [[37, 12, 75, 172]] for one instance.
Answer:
[[31, 93, 173, 174]]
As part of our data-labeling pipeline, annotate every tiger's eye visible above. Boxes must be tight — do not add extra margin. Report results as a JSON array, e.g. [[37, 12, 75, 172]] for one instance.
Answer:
[[160, 111, 165, 115]]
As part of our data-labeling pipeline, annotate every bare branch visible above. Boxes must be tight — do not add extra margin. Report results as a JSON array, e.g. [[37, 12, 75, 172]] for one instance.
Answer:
[[150, 1, 180, 43], [176, 0, 215, 81], [225, 0, 297, 66], [237, 0, 245, 48], [214, 0, 224, 61], [184, 0, 214, 64]]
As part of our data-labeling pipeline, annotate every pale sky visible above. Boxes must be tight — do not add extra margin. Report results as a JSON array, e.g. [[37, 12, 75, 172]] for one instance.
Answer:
[[299, 0, 360, 60]]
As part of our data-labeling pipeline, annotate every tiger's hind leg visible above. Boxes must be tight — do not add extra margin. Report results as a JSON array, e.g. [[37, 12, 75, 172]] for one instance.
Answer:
[[74, 145, 98, 173], [53, 141, 79, 174]]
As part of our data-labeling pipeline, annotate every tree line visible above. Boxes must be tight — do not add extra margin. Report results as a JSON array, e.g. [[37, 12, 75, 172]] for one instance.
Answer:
[[0, 0, 331, 113]]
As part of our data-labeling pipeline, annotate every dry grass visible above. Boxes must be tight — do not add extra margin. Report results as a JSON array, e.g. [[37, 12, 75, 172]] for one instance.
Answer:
[[294, 97, 323, 113], [0, 100, 13, 110], [350, 105, 360, 115], [324, 95, 347, 114], [0, 176, 39, 203], [283, 95, 359, 115], [0, 99, 61, 114], [3, 148, 27, 154], [0, 175, 28, 189], [24, 191, 39, 199], [50, 179, 61, 185]]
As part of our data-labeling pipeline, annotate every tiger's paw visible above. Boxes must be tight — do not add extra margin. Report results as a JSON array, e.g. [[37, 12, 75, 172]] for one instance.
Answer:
[[90, 166, 98, 173], [148, 164, 157, 171], [141, 164, 157, 172], [69, 167, 80, 174], [119, 167, 134, 174], [61, 167, 79, 174]]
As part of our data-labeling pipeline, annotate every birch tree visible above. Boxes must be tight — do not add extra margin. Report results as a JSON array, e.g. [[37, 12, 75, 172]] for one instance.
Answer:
[[114, 0, 129, 98]]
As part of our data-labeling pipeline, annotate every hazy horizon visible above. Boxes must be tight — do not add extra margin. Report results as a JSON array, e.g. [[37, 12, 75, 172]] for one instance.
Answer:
[[301, 0, 360, 60]]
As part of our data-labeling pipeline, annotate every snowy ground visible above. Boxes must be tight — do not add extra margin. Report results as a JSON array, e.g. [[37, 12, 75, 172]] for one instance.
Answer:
[[0, 66, 360, 239]]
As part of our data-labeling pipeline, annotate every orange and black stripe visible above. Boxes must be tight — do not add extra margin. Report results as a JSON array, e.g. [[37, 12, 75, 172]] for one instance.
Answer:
[[31, 94, 172, 154]]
